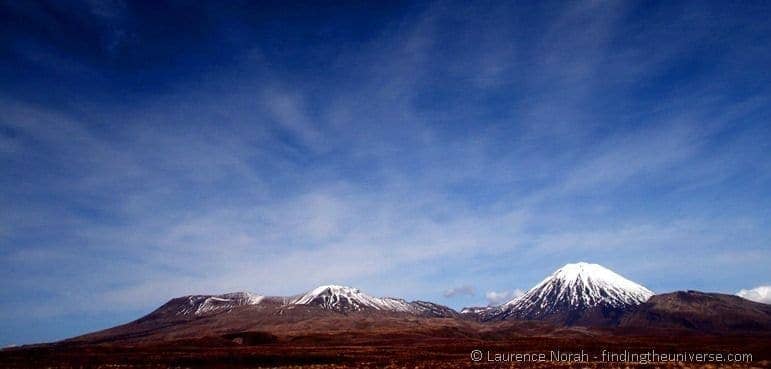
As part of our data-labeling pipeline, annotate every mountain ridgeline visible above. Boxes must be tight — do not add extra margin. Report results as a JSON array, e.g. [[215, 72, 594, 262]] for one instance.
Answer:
[[66, 263, 771, 345]]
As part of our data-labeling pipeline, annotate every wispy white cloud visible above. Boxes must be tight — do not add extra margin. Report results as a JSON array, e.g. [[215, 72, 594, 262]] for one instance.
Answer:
[[260, 88, 328, 152], [737, 286, 771, 304], [443, 285, 475, 298], [485, 289, 524, 306]]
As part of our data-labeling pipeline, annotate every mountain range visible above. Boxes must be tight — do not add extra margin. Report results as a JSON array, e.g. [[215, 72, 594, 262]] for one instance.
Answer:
[[63, 262, 770, 345]]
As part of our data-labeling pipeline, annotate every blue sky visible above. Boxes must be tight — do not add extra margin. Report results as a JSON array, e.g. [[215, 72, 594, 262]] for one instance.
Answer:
[[1, 0, 770, 346]]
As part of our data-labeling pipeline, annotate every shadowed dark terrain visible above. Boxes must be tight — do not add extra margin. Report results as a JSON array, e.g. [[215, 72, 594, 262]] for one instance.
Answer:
[[2, 331, 769, 368]]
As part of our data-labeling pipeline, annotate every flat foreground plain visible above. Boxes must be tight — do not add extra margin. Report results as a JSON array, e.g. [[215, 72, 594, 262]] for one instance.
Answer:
[[2, 334, 769, 369]]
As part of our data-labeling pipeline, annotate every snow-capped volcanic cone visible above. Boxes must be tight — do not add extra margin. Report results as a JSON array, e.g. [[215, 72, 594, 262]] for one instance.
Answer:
[[290, 285, 415, 313], [482, 262, 653, 325]]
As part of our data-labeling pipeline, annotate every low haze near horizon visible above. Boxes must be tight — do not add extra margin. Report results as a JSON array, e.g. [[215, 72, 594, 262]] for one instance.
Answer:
[[1, 1, 770, 345]]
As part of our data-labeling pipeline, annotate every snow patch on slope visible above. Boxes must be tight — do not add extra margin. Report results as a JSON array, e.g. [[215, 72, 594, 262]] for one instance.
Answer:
[[291, 285, 414, 312], [460, 306, 491, 314], [176, 292, 264, 316]]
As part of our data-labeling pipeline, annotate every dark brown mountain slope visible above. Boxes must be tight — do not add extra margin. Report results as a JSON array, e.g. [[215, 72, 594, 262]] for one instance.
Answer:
[[619, 290, 771, 333]]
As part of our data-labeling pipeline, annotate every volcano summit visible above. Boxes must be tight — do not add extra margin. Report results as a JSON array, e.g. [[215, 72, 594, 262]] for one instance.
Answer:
[[472, 262, 654, 325]]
